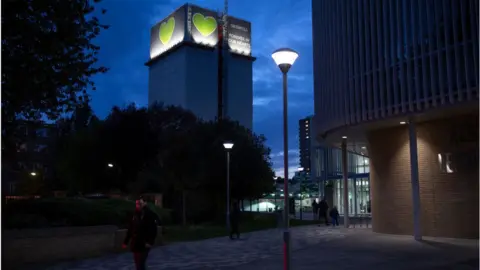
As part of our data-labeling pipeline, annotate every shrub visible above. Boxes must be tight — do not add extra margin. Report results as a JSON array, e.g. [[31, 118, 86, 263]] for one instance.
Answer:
[[3, 198, 172, 229]]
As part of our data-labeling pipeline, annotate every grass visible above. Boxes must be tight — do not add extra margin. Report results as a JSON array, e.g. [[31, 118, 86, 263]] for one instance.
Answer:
[[162, 215, 318, 243]]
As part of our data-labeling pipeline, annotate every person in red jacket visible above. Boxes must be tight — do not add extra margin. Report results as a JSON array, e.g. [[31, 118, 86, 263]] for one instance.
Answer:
[[122, 197, 158, 270]]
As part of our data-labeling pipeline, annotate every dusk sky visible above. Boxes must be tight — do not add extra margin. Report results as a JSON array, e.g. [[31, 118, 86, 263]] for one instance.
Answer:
[[91, 0, 313, 178]]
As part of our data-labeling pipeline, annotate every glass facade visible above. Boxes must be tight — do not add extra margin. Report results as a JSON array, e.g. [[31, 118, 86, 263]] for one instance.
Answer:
[[313, 146, 371, 217], [332, 177, 370, 216]]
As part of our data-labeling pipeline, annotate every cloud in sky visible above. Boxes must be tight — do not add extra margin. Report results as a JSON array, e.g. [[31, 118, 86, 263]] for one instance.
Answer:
[[91, 0, 314, 177]]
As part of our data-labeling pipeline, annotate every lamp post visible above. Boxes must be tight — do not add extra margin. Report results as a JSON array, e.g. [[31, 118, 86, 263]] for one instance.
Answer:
[[274, 177, 279, 209], [297, 167, 304, 220], [272, 47, 298, 270], [223, 142, 234, 234]]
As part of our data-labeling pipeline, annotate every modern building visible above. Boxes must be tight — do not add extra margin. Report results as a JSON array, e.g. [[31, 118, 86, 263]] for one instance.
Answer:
[[298, 116, 312, 172], [146, 4, 255, 129], [311, 145, 370, 216], [312, 0, 478, 239]]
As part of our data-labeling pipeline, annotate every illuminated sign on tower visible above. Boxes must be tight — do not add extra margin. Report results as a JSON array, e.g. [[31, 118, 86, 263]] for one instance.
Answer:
[[149, 4, 251, 60]]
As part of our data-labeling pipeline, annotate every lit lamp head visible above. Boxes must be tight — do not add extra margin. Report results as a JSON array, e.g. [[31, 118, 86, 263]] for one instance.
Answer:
[[30, 172, 37, 176], [297, 167, 304, 172], [271, 48, 299, 74], [107, 163, 114, 168], [223, 142, 234, 150]]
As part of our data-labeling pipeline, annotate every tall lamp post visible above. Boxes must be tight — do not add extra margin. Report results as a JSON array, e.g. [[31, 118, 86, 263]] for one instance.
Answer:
[[223, 142, 234, 234], [274, 177, 280, 209], [272, 47, 298, 270], [297, 167, 304, 220]]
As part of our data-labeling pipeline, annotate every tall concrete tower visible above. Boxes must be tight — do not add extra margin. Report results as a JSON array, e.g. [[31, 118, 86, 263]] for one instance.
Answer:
[[146, 4, 255, 130]]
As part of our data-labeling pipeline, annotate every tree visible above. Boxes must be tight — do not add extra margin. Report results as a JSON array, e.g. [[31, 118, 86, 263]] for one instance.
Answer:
[[99, 104, 160, 191], [56, 124, 107, 192], [56, 104, 276, 225], [190, 119, 275, 221], [2, 0, 108, 121], [17, 173, 45, 196], [141, 104, 199, 225], [2, 0, 109, 161]]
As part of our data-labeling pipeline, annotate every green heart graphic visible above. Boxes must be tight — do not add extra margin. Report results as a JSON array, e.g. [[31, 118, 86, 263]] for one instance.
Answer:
[[192, 13, 217, 37], [159, 17, 175, 45]]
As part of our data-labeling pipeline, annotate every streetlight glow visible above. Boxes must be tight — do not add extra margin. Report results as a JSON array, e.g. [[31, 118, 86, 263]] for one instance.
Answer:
[[30, 172, 36, 176], [298, 167, 304, 172], [271, 48, 299, 67], [107, 163, 114, 168], [223, 141, 234, 238], [223, 142, 234, 149], [272, 46, 299, 270]]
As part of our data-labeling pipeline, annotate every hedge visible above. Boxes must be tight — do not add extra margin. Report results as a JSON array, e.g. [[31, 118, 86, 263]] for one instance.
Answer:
[[3, 198, 172, 229]]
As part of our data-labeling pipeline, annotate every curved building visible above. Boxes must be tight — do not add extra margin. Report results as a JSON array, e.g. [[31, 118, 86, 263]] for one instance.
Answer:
[[312, 0, 479, 238]]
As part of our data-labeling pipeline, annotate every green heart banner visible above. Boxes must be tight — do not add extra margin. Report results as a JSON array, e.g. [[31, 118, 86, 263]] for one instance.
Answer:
[[159, 17, 175, 45], [189, 5, 218, 46], [192, 13, 217, 37], [149, 5, 185, 59]]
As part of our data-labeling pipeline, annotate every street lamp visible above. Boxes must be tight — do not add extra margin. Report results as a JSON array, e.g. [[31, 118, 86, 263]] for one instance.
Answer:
[[298, 167, 304, 220], [272, 47, 298, 270], [223, 142, 234, 235], [107, 163, 114, 168], [30, 172, 37, 176], [274, 176, 280, 209]]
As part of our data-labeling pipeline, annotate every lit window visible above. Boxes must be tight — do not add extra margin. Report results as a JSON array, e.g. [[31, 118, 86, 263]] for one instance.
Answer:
[[438, 153, 454, 173]]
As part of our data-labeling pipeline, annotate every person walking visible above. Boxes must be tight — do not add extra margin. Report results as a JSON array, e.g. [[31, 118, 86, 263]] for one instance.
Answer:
[[318, 197, 330, 226], [330, 206, 339, 227], [123, 197, 158, 270], [311, 200, 318, 220], [230, 201, 241, 240]]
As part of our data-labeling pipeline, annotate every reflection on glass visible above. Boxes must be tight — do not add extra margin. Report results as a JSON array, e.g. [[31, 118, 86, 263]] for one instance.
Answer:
[[332, 178, 371, 217]]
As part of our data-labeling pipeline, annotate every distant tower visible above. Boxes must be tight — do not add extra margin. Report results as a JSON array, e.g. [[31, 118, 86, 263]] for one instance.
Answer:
[[147, 3, 255, 129], [299, 116, 312, 172]]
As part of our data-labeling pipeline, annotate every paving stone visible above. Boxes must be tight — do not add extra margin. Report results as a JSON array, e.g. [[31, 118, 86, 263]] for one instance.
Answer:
[[44, 226, 478, 270], [45, 226, 347, 270]]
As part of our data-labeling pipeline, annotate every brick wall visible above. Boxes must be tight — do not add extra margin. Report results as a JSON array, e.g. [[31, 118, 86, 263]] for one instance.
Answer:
[[367, 114, 479, 239]]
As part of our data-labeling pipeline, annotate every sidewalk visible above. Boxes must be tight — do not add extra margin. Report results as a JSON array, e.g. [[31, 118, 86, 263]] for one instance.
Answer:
[[230, 230, 479, 270], [44, 225, 347, 270], [43, 226, 478, 270]]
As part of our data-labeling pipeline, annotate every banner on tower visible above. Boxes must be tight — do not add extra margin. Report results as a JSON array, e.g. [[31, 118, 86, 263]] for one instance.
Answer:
[[150, 6, 186, 59], [150, 4, 252, 59], [227, 17, 251, 56], [187, 5, 219, 47]]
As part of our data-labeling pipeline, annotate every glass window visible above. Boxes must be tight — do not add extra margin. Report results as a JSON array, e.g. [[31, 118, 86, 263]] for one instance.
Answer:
[[355, 178, 371, 215]]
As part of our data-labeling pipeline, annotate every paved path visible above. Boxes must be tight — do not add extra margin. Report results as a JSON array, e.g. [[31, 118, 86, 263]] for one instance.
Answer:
[[44, 225, 478, 270], [230, 230, 479, 270], [45, 225, 349, 270]]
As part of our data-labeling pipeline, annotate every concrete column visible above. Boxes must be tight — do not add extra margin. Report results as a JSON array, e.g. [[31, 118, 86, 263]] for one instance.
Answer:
[[341, 139, 349, 228], [322, 147, 328, 198], [408, 119, 422, 240], [353, 177, 358, 216]]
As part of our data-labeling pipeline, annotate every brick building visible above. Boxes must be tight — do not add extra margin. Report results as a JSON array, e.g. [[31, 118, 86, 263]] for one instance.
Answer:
[[312, 0, 479, 238]]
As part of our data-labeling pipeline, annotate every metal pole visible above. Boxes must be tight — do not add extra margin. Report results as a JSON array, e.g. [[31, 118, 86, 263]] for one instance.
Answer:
[[341, 139, 349, 228], [274, 184, 277, 209], [282, 71, 291, 270], [408, 119, 422, 240], [299, 176, 303, 220], [226, 151, 231, 234]]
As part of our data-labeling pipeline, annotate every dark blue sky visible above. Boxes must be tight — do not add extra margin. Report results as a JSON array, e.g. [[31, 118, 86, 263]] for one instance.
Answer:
[[90, 0, 313, 177]]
